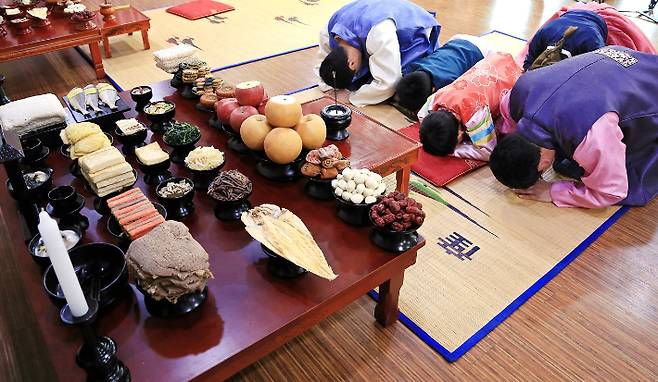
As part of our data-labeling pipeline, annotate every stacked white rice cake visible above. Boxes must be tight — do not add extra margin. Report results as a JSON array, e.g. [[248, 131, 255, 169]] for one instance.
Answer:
[[79, 147, 136, 197], [153, 44, 198, 73], [0, 94, 66, 137]]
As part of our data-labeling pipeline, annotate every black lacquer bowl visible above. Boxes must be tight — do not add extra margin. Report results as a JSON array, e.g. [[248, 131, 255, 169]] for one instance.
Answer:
[[156, 177, 195, 220], [42, 243, 129, 309], [369, 214, 420, 253], [254, 152, 303, 182], [262, 244, 307, 278], [187, 161, 224, 191], [114, 125, 148, 155], [212, 190, 251, 221], [144, 101, 176, 133], [334, 194, 372, 226], [304, 176, 334, 200], [163, 133, 200, 164], [29, 225, 84, 270], [137, 284, 208, 318], [130, 86, 153, 113], [137, 157, 172, 186], [321, 104, 352, 141], [6, 166, 53, 201]]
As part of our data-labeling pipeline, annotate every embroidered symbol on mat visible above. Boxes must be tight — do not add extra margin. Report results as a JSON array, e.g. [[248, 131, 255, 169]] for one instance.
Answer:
[[275, 16, 309, 25], [438, 232, 480, 261], [594, 47, 637, 68], [166, 36, 203, 51], [207, 14, 229, 24]]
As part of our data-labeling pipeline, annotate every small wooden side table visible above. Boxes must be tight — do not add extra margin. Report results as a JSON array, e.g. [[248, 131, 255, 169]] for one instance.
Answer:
[[97, 5, 151, 58]]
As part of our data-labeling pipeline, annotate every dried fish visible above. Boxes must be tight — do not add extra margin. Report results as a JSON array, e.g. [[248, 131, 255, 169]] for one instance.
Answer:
[[83, 85, 102, 113], [97, 83, 119, 110], [241, 204, 337, 280], [67, 87, 89, 116]]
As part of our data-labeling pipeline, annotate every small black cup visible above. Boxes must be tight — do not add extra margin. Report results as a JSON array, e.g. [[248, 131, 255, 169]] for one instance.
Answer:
[[130, 86, 153, 113], [369, 214, 420, 253], [321, 104, 352, 141], [29, 225, 83, 270], [48, 185, 78, 210], [156, 177, 195, 220]]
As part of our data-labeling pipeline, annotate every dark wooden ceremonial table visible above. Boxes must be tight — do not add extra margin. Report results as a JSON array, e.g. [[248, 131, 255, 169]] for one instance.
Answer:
[[0, 82, 424, 381], [97, 5, 150, 58], [0, 9, 105, 78]]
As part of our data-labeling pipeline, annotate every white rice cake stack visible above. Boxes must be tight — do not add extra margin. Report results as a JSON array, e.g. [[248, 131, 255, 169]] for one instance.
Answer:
[[79, 146, 136, 197], [0, 94, 66, 137]]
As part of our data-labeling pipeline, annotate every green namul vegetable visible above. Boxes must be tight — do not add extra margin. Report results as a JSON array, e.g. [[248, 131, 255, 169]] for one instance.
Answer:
[[164, 122, 201, 145]]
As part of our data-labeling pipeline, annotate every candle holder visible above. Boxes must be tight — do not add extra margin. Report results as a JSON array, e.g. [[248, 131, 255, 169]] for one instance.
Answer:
[[60, 297, 131, 382]]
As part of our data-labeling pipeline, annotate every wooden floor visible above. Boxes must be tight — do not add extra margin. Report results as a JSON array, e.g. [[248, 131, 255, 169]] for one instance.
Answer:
[[1, 1, 657, 381]]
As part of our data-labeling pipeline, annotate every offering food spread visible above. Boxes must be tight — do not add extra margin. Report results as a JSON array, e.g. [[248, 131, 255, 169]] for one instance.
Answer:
[[1, 83, 424, 381], [207, 169, 252, 201]]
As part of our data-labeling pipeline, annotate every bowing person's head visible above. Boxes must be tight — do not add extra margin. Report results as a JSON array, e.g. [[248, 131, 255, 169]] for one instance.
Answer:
[[395, 71, 433, 112], [419, 109, 462, 156], [490, 133, 543, 189], [320, 41, 361, 89]]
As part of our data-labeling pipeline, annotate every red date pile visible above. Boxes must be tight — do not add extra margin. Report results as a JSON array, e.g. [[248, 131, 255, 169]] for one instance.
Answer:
[[370, 191, 425, 232]]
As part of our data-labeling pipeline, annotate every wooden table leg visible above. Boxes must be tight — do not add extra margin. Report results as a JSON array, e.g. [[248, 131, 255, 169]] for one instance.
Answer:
[[396, 166, 410, 194], [103, 37, 112, 58], [374, 271, 404, 327], [88, 42, 106, 79], [141, 28, 150, 50]]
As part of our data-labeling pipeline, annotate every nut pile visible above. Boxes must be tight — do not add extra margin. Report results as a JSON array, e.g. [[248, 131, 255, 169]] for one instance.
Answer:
[[158, 180, 193, 198], [370, 191, 425, 231], [301, 145, 350, 180], [332, 167, 386, 205]]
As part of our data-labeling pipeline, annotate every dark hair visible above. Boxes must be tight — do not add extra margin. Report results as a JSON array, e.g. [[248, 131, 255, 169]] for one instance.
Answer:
[[319, 46, 355, 89], [490, 133, 542, 189], [396, 71, 433, 111], [419, 110, 460, 156]]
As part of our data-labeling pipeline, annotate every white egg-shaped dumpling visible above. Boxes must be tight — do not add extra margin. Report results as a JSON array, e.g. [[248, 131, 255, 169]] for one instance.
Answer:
[[363, 188, 373, 197], [341, 191, 352, 201], [350, 194, 364, 204], [345, 180, 356, 192], [355, 183, 365, 194], [365, 196, 377, 204], [335, 188, 343, 196], [337, 179, 347, 190]]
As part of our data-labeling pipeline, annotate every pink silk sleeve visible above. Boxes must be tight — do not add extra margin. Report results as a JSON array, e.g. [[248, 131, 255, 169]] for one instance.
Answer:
[[452, 143, 491, 162], [497, 91, 517, 136], [550, 112, 628, 208]]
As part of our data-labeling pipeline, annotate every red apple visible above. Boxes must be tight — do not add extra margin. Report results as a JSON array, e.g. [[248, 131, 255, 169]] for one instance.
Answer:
[[235, 81, 265, 107], [215, 98, 240, 124], [229, 106, 259, 133], [257, 95, 269, 115]]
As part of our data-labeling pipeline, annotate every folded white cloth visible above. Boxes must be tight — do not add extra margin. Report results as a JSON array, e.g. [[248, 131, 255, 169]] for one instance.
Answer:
[[0, 94, 66, 136], [153, 44, 197, 64]]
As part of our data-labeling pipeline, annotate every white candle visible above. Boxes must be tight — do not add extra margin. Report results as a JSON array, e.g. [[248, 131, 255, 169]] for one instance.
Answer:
[[38, 211, 89, 317]]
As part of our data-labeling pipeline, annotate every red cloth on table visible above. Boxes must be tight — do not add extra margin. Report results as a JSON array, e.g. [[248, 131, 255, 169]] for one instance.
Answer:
[[399, 123, 486, 187], [166, 0, 234, 20]]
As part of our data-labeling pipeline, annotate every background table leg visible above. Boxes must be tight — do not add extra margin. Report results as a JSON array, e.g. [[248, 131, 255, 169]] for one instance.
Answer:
[[103, 37, 112, 58], [141, 28, 150, 50], [396, 166, 410, 194], [374, 272, 404, 327], [88, 42, 106, 79]]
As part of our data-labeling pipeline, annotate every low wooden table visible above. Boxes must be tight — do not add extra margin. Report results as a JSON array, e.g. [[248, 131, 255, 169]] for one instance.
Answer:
[[0, 12, 105, 79], [0, 82, 423, 381], [97, 5, 150, 58]]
